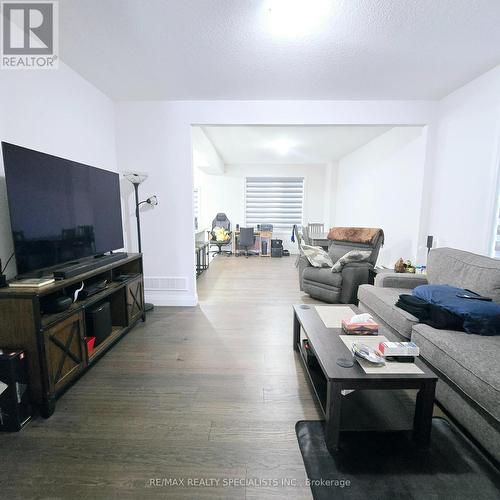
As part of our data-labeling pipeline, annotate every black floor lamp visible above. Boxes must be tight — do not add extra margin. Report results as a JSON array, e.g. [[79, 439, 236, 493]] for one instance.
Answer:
[[124, 172, 158, 312]]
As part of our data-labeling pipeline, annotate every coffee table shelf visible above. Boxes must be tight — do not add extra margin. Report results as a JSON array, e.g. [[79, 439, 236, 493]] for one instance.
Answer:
[[297, 341, 327, 414]]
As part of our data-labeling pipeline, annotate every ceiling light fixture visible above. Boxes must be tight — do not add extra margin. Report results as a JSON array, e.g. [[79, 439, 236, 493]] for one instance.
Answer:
[[265, 0, 331, 38], [270, 138, 294, 155]]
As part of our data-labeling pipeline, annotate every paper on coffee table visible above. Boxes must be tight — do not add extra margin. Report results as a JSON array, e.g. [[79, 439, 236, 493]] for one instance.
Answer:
[[314, 306, 354, 328], [339, 335, 424, 375]]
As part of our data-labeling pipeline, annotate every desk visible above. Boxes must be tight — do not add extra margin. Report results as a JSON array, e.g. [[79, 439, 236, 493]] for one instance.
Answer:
[[309, 232, 330, 250], [232, 230, 272, 256], [194, 228, 209, 276]]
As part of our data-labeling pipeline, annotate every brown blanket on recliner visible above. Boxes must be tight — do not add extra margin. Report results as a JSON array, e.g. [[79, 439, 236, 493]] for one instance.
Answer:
[[327, 227, 384, 245]]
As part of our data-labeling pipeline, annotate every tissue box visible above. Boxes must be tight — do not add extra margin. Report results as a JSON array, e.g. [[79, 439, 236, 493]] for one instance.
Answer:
[[341, 318, 379, 335]]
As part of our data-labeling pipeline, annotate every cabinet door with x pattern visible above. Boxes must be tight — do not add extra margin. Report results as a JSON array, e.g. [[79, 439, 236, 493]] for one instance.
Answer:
[[127, 276, 144, 325], [43, 312, 86, 394]]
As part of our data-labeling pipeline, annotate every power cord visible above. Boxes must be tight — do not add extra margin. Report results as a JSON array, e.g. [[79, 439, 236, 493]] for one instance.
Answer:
[[73, 282, 85, 303], [1, 252, 15, 274]]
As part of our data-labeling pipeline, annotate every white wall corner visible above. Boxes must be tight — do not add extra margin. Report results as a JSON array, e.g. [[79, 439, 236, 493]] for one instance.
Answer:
[[485, 103, 500, 257], [415, 124, 436, 263], [192, 127, 225, 175]]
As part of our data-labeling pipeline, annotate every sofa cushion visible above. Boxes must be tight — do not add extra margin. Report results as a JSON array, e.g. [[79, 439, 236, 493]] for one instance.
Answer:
[[358, 284, 419, 339], [329, 241, 376, 265], [302, 267, 342, 289], [427, 248, 500, 302], [301, 244, 334, 268], [331, 250, 372, 272], [412, 324, 500, 423]]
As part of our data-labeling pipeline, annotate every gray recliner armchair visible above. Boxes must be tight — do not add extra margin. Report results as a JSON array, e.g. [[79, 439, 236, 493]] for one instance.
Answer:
[[298, 228, 384, 304]]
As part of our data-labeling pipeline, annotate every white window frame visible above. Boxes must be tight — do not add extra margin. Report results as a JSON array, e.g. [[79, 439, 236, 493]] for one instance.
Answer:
[[492, 195, 500, 258], [244, 176, 305, 231], [490, 152, 500, 258], [193, 187, 200, 226]]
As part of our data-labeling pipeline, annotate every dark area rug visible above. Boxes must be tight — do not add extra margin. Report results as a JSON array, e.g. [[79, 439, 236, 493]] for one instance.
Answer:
[[296, 417, 500, 500]]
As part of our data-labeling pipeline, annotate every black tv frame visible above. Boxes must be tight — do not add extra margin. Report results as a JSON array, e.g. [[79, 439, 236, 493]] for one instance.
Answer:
[[1, 142, 125, 278]]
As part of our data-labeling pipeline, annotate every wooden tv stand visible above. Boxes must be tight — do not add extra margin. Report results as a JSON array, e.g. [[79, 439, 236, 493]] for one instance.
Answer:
[[0, 253, 145, 417]]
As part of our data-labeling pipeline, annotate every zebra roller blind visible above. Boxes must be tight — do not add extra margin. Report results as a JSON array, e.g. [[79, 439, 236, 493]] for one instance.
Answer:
[[245, 177, 304, 230]]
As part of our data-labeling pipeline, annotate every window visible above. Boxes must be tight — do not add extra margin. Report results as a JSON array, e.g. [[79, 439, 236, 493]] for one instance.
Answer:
[[245, 177, 304, 230]]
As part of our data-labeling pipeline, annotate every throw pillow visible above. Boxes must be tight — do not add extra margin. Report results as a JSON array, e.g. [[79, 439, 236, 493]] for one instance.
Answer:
[[212, 226, 230, 242], [301, 244, 334, 268], [331, 250, 372, 272]]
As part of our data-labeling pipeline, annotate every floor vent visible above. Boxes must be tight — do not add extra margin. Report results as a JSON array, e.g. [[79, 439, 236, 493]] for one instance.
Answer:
[[144, 276, 188, 291]]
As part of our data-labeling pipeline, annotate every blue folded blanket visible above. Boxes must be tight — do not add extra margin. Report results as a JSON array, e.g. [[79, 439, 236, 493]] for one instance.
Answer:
[[413, 285, 500, 336]]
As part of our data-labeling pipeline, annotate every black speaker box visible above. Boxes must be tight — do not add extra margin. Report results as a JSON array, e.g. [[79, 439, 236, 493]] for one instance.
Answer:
[[271, 239, 283, 257], [426, 235, 434, 252], [86, 302, 112, 346], [0, 349, 32, 431]]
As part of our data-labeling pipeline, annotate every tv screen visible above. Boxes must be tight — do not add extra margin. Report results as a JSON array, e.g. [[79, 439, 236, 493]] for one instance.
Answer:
[[2, 142, 124, 276]]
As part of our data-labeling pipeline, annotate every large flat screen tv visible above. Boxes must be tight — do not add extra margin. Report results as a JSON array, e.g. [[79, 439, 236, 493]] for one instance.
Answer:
[[2, 142, 124, 276]]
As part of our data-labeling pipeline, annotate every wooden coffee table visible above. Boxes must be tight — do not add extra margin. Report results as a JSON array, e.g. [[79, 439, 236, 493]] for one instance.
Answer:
[[293, 304, 437, 454]]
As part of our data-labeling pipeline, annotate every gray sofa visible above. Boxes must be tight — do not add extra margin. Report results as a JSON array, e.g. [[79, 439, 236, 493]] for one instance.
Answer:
[[358, 247, 500, 464], [298, 232, 383, 303]]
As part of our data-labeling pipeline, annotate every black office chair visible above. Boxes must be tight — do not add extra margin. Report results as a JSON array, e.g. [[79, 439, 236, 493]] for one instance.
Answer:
[[237, 227, 257, 258], [209, 213, 232, 256]]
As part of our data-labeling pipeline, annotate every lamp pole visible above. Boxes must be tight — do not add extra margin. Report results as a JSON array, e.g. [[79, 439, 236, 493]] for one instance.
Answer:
[[124, 172, 157, 313], [133, 182, 142, 253]]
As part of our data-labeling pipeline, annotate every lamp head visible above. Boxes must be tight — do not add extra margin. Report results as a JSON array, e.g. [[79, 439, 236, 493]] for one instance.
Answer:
[[123, 171, 148, 185], [146, 196, 158, 206]]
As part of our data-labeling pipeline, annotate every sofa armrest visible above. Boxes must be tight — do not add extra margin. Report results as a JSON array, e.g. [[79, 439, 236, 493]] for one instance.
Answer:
[[375, 272, 428, 289], [298, 255, 311, 291], [342, 261, 373, 270], [340, 262, 372, 304]]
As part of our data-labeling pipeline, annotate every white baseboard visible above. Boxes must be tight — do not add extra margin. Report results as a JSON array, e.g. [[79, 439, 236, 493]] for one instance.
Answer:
[[145, 291, 198, 307]]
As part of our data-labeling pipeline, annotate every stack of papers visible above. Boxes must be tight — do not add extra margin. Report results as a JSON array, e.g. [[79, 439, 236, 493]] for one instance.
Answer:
[[315, 306, 354, 328]]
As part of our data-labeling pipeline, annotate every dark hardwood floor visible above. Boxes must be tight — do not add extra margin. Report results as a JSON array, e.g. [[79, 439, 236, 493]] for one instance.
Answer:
[[1, 255, 322, 499]]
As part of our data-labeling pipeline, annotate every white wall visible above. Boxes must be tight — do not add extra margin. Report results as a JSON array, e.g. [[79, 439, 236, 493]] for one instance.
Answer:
[[193, 166, 234, 232], [426, 64, 500, 256], [114, 100, 436, 305], [192, 127, 225, 231], [195, 163, 328, 253], [115, 102, 197, 306], [335, 127, 427, 268], [0, 62, 117, 279], [192, 127, 224, 175], [323, 161, 338, 227]]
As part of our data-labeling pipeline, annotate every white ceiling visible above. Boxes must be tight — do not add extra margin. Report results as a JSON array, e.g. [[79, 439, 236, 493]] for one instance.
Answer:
[[200, 125, 395, 164], [58, 0, 500, 101]]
